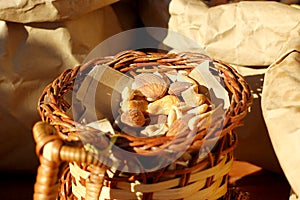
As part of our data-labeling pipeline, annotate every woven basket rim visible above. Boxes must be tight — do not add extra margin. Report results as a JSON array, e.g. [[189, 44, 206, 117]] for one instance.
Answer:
[[38, 50, 252, 143]]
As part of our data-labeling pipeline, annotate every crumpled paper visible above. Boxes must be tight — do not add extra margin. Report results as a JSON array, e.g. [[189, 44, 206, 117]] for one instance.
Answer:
[[168, 0, 300, 66], [0, 0, 119, 23], [262, 48, 300, 198], [0, 0, 140, 172]]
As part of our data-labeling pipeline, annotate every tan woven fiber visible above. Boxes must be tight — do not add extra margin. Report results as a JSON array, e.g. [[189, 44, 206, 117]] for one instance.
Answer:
[[69, 155, 233, 200], [33, 121, 106, 200], [33, 50, 252, 200]]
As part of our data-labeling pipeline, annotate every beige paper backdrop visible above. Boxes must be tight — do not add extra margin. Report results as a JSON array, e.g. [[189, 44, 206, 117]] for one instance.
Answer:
[[0, 0, 118, 23], [168, 0, 300, 66]]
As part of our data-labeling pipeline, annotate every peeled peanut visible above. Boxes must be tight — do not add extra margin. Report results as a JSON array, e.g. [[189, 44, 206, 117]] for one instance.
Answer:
[[148, 95, 180, 115], [121, 99, 148, 113], [120, 109, 145, 127]]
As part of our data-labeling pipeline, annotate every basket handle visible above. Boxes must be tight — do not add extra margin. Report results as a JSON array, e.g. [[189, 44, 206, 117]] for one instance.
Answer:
[[32, 121, 106, 200]]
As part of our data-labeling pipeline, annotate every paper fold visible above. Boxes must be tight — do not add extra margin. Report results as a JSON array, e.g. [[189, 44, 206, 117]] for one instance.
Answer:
[[262, 49, 300, 197]]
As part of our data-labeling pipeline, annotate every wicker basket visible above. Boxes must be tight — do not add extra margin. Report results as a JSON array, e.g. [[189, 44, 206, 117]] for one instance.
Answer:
[[33, 50, 252, 200]]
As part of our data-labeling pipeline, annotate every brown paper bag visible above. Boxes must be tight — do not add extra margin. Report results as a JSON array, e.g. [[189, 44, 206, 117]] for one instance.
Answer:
[[0, 0, 118, 23], [168, 0, 300, 66], [262, 49, 300, 197], [0, 0, 141, 172]]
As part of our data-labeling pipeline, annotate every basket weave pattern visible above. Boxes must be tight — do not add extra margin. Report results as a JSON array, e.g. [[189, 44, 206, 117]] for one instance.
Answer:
[[33, 50, 252, 200]]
